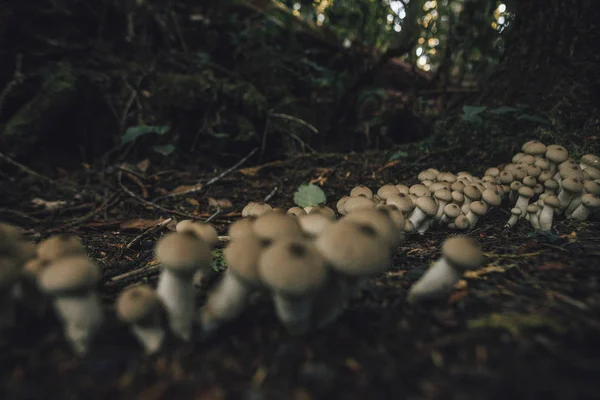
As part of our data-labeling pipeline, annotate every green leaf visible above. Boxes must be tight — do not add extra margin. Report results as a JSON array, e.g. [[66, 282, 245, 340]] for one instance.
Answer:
[[388, 150, 408, 161], [488, 106, 520, 115], [518, 114, 550, 124], [293, 184, 326, 208], [121, 125, 170, 145], [462, 105, 487, 116], [461, 114, 483, 124], [153, 144, 176, 156]]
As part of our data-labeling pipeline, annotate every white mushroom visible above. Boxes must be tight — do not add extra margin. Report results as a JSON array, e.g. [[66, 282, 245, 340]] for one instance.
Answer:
[[505, 207, 522, 228], [526, 204, 541, 230], [570, 194, 600, 221], [407, 236, 484, 303], [539, 195, 560, 231]]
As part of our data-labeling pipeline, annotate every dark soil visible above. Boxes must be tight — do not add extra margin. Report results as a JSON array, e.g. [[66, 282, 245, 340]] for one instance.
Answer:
[[1, 148, 600, 400]]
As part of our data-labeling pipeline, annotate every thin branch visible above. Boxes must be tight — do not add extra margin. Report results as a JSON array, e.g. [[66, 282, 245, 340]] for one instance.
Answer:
[[263, 186, 278, 203], [0, 151, 66, 188], [153, 147, 259, 201], [270, 112, 319, 135], [126, 217, 172, 249], [204, 206, 221, 223]]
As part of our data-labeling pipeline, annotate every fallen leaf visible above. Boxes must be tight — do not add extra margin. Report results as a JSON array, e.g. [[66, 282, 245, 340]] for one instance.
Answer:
[[186, 198, 200, 207], [376, 160, 402, 173], [448, 289, 468, 304], [464, 265, 508, 278], [238, 166, 262, 177], [120, 218, 165, 231], [136, 159, 151, 172], [169, 183, 203, 195], [31, 198, 67, 210], [538, 262, 567, 271], [208, 197, 233, 209]]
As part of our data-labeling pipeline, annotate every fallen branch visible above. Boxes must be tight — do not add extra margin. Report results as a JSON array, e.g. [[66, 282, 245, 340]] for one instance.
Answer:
[[126, 217, 173, 249], [152, 147, 259, 201]]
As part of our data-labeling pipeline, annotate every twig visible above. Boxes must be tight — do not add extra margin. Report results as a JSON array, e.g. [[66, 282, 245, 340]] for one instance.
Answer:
[[264, 187, 278, 203], [153, 147, 259, 201], [109, 265, 160, 283], [117, 171, 201, 219], [0, 208, 41, 223], [270, 112, 319, 135], [547, 290, 589, 311], [204, 206, 221, 223], [0, 151, 62, 187], [0, 54, 23, 118], [126, 217, 173, 249], [45, 194, 119, 233]]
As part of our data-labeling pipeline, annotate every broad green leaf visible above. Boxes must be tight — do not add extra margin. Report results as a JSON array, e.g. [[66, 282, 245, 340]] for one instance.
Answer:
[[121, 125, 170, 145], [518, 114, 550, 124], [389, 150, 408, 161], [488, 106, 520, 115], [153, 144, 176, 156], [293, 184, 326, 208], [462, 105, 487, 116], [461, 114, 483, 124]]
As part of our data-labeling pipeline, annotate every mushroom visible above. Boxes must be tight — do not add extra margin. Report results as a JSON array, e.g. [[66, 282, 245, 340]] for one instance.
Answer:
[[557, 177, 583, 211], [37, 235, 85, 264], [228, 217, 256, 241], [308, 205, 336, 220], [200, 234, 264, 333], [580, 154, 600, 170], [505, 207, 523, 228], [242, 202, 272, 217], [514, 186, 535, 215], [313, 220, 391, 329], [258, 239, 328, 334], [176, 220, 218, 248], [38, 256, 103, 355], [433, 188, 453, 223], [343, 195, 375, 214], [407, 236, 484, 303], [539, 195, 560, 231], [526, 204, 541, 230], [253, 211, 303, 244], [465, 201, 488, 229], [386, 193, 414, 215], [350, 185, 373, 199], [344, 208, 403, 250], [481, 189, 501, 210], [116, 285, 167, 355], [462, 185, 481, 207], [449, 215, 470, 230], [543, 179, 559, 196], [439, 203, 462, 226], [377, 184, 400, 200], [298, 213, 334, 239], [570, 194, 600, 221], [335, 197, 351, 215], [408, 196, 438, 232], [154, 232, 212, 340]]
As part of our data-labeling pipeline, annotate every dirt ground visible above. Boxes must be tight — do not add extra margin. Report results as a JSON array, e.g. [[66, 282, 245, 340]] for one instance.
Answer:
[[1, 147, 599, 400]]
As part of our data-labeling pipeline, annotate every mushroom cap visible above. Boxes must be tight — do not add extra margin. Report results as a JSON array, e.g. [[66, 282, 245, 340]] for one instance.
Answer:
[[522, 140, 547, 156], [287, 206, 308, 217], [335, 196, 351, 215], [350, 185, 373, 199], [441, 236, 484, 271], [0, 223, 24, 252], [559, 166, 585, 180], [343, 196, 375, 213], [561, 177, 584, 193], [583, 180, 600, 196], [434, 188, 453, 203], [522, 176, 537, 188], [546, 145, 569, 163], [443, 203, 462, 218], [404, 219, 416, 232], [298, 213, 333, 238], [581, 154, 600, 169], [463, 185, 481, 201], [484, 167, 500, 178], [498, 171, 514, 185], [451, 191, 464, 204], [409, 184, 431, 197], [481, 189, 501, 206], [116, 284, 163, 324], [438, 172, 458, 183], [176, 220, 218, 248], [581, 193, 600, 209], [241, 202, 257, 217], [242, 202, 272, 217], [155, 232, 212, 274], [315, 219, 391, 277], [535, 158, 551, 171], [542, 195, 561, 208], [386, 194, 414, 214], [37, 235, 85, 263], [585, 167, 600, 180], [452, 215, 470, 230], [526, 204, 539, 213], [343, 208, 402, 248], [519, 154, 536, 165], [510, 207, 523, 216], [526, 165, 542, 178], [544, 179, 559, 190], [253, 211, 303, 242], [510, 181, 523, 191], [414, 196, 438, 216], [377, 184, 400, 200], [224, 234, 264, 284], [258, 239, 327, 296], [395, 184, 410, 195], [228, 217, 256, 241], [24, 258, 48, 276], [512, 165, 528, 180], [39, 256, 100, 295], [469, 201, 489, 216], [517, 186, 535, 198], [418, 169, 438, 182], [308, 205, 336, 221], [430, 182, 450, 192]]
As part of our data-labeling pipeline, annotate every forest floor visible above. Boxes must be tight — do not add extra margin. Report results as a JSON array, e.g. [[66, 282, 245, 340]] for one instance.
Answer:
[[1, 146, 600, 400]]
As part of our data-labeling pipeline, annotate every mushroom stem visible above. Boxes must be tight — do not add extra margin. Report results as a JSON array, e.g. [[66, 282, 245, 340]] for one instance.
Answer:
[[53, 292, 104, 355], [312, 276, 359, 329], [539, 205, 555, 231], [408, 207, 428, 229], [529, 213, 541, 230], [514, 195, 530, 215], [407, 258, 462, 303], [272, 294, 312, 335], [200, 271, 252, 333], [131, 324, 166, 355], [505, 214, 519, 228], [570, 203, 591, 221], [156, 270, 195, 341]]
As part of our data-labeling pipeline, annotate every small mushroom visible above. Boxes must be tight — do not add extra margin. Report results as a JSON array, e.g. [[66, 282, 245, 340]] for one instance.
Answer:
[[344, 208, 403, 250], [228, 217, 257, 241], [448, 215, 470, 230], [308, 205, 336, 220], [505, 207, 523, 228], [557, 177, 583, 212], [258, 239, 328, 335], [253, 211, 303, 244], [343, 196, 375, 214], [407, 236, 484, 304], [116, 285, 166, 355], [526, 204, 541, 230], [440, 203, 462, 226], [154, 232, 212, 340], [287, 206, 308, 217], [408, 196, 438, 232], [176, 220, 218, 248], [38, 256, 103, 355], [539, 195, 560, 231], [350, 185, 373, 199], [465, 201, 488, 229], [200, 234, 264, 333], [298, 213, 333, 239], [570, 194, 600, 221], [514, 186, 535, 215]]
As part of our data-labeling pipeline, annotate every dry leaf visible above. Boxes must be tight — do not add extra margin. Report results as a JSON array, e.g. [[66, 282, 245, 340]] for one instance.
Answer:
[[464, 265, 508, 278], [136, 159, 151, 172], [186, 198, 200, 207], [169, 183, 203, 195], [31, 198, 67, 210], [208, 197, 233, 209], [238, 166, 262, 176], [376, 160, 402, 173], [120, 218, 165, 231], [538, 262, 567, 271]]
